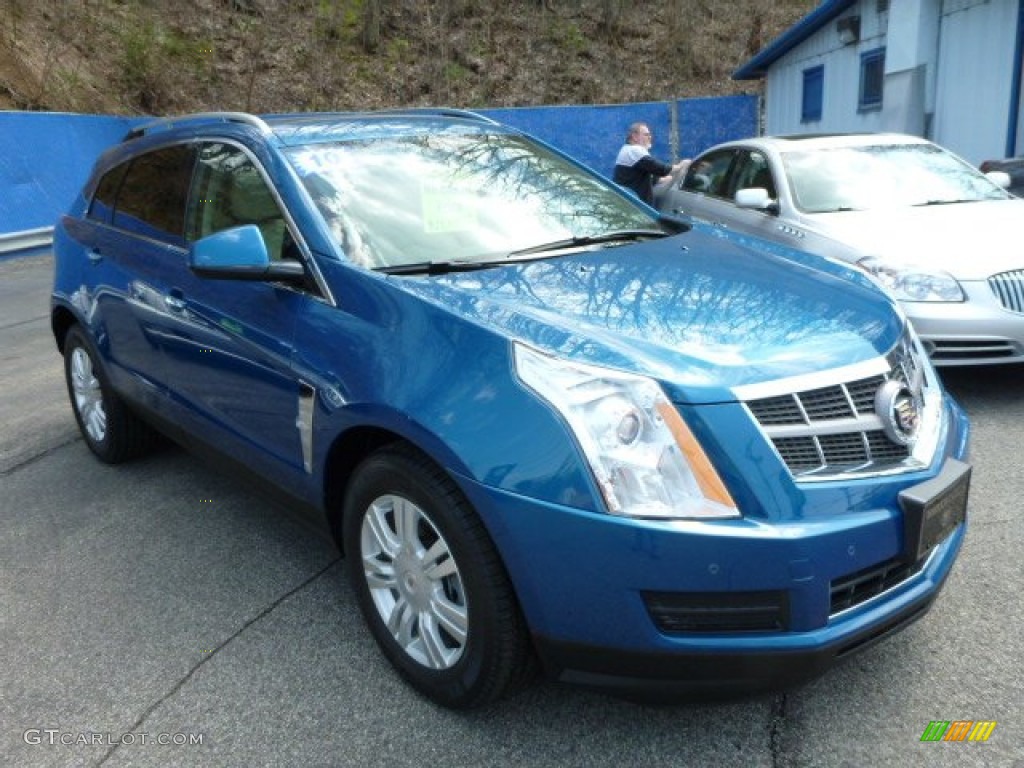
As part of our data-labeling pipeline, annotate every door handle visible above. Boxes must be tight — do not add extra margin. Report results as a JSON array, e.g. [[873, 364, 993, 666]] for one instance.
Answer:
[[87, 249, 103, 264], [164, 293, 186, 312]]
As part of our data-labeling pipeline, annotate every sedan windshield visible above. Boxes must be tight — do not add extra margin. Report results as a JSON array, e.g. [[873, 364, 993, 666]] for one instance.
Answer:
[[285, 132, 660, 270], [782, 143, 1010, 213]]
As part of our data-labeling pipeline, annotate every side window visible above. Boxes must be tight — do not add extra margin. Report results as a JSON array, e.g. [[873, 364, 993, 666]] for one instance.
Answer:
[[188, 142, 293, 262], [87, 163, 129, 224], [730, 152, 777, 200], [112, 145, 194, 245], [681, 150, 736, 199]]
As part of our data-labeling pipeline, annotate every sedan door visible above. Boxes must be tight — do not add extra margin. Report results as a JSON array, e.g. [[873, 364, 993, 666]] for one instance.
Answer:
[[660, 148, 804, 250], [658, 147, 739, 224]]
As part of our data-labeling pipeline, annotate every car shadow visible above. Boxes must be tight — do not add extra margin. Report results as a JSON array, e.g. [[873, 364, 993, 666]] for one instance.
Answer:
[[938, 364, 1024, 407]]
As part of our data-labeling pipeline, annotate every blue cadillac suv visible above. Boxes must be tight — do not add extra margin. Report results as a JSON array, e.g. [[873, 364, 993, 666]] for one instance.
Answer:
[[51, 110, 971, 708]]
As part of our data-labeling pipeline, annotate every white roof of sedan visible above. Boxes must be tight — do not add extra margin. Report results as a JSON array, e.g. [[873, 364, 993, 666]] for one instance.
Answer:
[[717, 133, 934, 153]]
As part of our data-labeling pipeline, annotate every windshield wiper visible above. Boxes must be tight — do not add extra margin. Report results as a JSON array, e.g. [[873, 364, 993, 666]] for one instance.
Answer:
[[377, 229, 672, 275], [507, 229, 670, 258], [914, 198, 976, 207], [376, 260, 498, 276]]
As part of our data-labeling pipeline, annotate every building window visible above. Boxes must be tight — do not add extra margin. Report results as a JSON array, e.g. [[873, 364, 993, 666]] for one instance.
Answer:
[[802, 65, 824, 122], [859, 47, 885, 111]]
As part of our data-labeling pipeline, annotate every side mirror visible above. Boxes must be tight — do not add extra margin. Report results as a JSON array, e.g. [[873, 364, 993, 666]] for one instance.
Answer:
[[734, 187, 779, 214], [189, 225, 306, 282], [985, 170, 1011, 189]]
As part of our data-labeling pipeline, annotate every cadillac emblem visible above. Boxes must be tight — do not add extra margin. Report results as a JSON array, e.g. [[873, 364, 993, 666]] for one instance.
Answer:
[[875, 379, 921, 446]]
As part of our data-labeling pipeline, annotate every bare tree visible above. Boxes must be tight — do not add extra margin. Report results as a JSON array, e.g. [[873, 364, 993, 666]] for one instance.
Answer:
[[599, 0, 625, 36], [362, 0, 382, 53]]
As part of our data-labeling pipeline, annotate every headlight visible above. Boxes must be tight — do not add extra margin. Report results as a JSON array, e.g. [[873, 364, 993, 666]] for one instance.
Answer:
[[858, 257, 964, 302], [513, 343, 738, 520]]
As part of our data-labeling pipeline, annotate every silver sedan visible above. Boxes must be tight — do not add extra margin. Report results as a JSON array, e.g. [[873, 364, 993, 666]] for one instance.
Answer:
[[656, 133, 1024, 366]]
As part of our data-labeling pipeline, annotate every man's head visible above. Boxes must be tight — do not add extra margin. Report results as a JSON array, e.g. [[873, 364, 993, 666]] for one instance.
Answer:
[[627, 122, 653, 147]]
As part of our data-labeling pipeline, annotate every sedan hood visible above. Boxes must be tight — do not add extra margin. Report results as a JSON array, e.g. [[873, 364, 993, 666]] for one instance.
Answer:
[[813, 199, 1024, 280], [395, 229, 902, 403]]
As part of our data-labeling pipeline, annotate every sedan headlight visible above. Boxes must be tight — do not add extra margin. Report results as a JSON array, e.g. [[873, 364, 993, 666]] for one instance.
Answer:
[[859, 257, 964, 302], [514, 343, 738, 520]]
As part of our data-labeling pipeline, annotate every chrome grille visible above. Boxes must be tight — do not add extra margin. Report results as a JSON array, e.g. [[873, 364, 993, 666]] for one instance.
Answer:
[[989, 270, 1024, 313], [741, 336, 935, 480]]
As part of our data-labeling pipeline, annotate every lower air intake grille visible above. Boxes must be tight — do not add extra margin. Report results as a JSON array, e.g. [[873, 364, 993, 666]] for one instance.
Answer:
[[644, 590, 789, 633], [830, 557, 924, 615]]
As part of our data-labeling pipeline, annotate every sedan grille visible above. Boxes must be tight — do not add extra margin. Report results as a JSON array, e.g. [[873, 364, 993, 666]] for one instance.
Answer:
[[988, 270, 1024, 314]]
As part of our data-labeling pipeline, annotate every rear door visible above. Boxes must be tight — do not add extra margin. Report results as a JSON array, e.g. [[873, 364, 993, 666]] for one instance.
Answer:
[[81, 144, 196, 404]]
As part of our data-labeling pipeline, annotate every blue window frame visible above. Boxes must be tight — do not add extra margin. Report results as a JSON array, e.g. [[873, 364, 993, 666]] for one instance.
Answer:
[[859, 47, 885, 111], [802, 65, 824, 122]]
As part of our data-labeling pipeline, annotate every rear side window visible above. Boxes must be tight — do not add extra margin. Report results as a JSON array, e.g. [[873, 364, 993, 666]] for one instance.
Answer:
[[112, 145, 194, 245], [87, 163, 129, 224]]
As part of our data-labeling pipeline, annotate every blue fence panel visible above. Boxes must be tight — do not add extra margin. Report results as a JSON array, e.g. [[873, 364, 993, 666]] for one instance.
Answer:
[[677, 94, 759, 159], [0, 97, 761, 248], [481, 102, 675, 179], [0, 112, 138, 235]]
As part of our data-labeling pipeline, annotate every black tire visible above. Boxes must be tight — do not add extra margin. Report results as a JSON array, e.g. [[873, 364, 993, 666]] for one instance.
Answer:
[[63, 325, 157, 464], [342, 444, 536, 708]]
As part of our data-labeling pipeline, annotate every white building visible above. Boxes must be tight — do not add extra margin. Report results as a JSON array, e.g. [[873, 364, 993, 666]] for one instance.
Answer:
[[734, 0, 1024, 164]]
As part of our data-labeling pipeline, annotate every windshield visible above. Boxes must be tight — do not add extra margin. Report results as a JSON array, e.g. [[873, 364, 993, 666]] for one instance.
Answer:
[[285, 132, 660, 270], [781, 143, 1010, 213]]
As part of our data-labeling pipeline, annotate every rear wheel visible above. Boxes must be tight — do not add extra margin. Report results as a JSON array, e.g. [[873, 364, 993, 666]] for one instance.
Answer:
[[343, 444, 535, 708], [63, 325, 157, 463]]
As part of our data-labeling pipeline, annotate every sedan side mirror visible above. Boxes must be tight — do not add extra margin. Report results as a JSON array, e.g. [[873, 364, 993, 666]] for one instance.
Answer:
[[189, 225, 306, 283], [734, 187, 779, 214], [985, 171, 1011, 189]]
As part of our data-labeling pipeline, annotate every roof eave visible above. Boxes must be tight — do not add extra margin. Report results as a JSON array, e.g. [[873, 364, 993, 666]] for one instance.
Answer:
[[732, 0, 859, 80]]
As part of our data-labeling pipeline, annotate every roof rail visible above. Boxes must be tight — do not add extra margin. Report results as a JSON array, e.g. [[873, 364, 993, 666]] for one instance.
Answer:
[[124, 112, 273, 141], [372, 107, 500, 125]]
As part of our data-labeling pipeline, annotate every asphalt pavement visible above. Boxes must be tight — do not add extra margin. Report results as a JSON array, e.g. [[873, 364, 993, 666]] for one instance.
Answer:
[[1, 253, 1021, 767]]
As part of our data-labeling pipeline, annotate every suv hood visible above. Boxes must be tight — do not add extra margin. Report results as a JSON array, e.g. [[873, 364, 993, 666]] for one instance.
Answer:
[[813, 198, 1024, 280], [395, 230, 903, 403]]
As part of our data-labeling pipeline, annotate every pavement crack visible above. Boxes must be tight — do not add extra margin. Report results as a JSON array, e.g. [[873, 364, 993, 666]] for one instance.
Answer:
[[0, 435, 82, 477], [95, 556, 342, 765], [769, 692, 788, 768], [0, 313, 49, 331]]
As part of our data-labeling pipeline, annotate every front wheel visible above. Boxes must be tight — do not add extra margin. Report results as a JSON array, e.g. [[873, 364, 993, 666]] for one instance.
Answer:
[[342, 444, 535, 708]]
